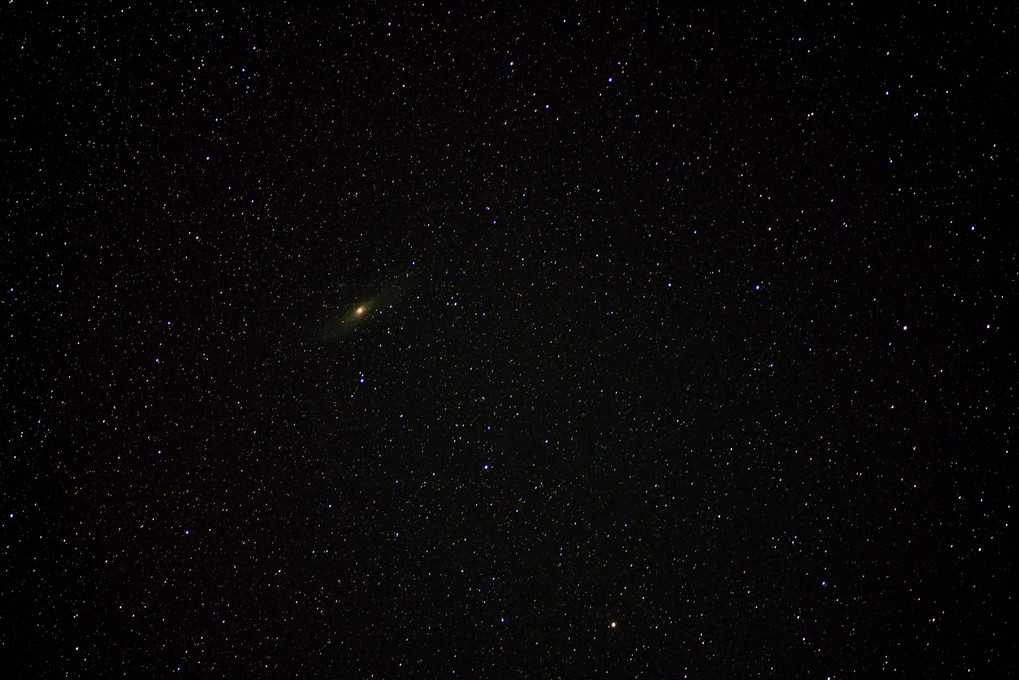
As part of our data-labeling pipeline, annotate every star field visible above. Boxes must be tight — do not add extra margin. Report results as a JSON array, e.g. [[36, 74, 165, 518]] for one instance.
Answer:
[[2, 3, 1013, 678]]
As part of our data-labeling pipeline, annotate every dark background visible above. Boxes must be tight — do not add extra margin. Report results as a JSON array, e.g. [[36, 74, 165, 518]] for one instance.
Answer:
[[2, 2, 1013, 677]]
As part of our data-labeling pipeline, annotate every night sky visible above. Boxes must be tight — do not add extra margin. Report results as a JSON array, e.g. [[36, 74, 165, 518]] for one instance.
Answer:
[[3, 2, 1013, 678]]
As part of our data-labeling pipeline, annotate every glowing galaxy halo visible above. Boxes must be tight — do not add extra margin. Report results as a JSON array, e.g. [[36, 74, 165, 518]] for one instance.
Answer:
[[313, 267, 427, 343], [318, 286, 398, 341]]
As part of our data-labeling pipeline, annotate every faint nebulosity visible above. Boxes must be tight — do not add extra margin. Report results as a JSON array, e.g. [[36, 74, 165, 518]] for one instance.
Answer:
[[2, 3, 1012, 678]]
